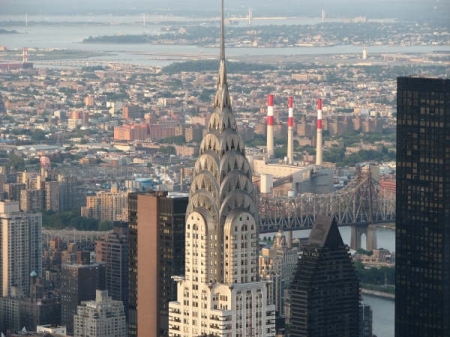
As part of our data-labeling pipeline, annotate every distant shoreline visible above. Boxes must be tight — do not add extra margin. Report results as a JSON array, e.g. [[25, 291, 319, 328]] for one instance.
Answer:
[[362, 288, 395, 300], [377, 223, 395, 230], [0, 29, 18, 34]]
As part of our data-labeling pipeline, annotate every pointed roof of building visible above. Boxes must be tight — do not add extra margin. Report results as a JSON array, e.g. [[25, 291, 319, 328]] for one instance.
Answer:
[[308, 215, 344, 248], [214, 0, 231, 110]]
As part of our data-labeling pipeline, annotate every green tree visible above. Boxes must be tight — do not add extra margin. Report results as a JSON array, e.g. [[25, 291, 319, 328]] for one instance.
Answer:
[[31, 129, 47, 142], [6, 154, 25, 171], [247, 134, 266, 147], [163, 136, 186, 145], [42, 209, 103, 231], [354, 260, 395, 285], [159, 146, 176, 155], [323, 147, 345, 164], [99, 220, 113, 231], [274, 145, 288, 159]]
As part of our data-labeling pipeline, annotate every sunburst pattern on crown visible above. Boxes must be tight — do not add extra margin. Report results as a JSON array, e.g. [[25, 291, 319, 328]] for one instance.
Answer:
[[186, 0, 257, 283]]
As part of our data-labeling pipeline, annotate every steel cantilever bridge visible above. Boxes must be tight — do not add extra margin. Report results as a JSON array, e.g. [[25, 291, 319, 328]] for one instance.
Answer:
[[257, 168, 395, 249]]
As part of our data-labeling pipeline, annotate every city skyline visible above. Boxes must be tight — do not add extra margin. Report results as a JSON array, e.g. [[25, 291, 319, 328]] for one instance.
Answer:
[[0, 0, 448, 334], [1, 0, 447, 20]]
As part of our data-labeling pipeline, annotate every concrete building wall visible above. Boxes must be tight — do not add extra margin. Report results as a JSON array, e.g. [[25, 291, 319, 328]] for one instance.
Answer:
[[0, 201, 42, 298], [74, 290, 126, 337], [260, 174, 273, 194]]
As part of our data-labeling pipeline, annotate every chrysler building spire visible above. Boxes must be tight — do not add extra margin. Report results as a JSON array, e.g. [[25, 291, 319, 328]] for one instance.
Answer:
[[214, 0, 231, 109]]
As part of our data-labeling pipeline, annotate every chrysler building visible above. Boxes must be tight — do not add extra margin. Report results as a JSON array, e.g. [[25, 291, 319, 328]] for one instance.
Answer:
[[168, 1, 276, 336]]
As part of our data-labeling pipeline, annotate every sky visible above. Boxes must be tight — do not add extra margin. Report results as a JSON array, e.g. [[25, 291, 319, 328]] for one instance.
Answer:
[[0, 0, 448, 20]]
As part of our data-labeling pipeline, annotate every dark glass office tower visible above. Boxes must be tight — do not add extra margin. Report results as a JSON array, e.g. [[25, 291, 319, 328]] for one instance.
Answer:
[[396, 77, 450, 337], [289, 215, 360, 337]]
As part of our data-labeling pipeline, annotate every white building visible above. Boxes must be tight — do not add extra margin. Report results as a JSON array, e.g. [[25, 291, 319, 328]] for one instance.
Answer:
[[73, 290, 126, 337], [0, 200, 42, 297], [168, 2, 276, 336], [37, 324, 67, 335]]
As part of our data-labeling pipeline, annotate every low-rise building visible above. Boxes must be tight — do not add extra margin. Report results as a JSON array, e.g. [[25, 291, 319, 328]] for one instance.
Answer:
[[73, 290, 126, 337]]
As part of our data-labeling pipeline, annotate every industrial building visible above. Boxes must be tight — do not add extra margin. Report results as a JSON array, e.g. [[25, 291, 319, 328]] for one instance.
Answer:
[[252, 96, 334, 197]]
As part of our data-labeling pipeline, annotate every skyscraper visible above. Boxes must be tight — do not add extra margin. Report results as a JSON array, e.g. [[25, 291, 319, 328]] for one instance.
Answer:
[[395, 77, 450, 337], [168, 2, 276, 336], [289, 215, 360, 337], [95, 222, 129, 321], [0, 200, 42, 297], [128, 191, 188, 337]]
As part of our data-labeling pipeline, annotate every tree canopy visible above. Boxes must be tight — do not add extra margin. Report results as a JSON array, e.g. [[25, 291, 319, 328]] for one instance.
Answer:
[[42, 209, 112, 231]]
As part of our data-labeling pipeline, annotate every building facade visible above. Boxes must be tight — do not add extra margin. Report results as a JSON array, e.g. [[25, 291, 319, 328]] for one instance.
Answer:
[[128, 193, 139, 337], [168, 3, 276, 336], [128, 191, 188, 337], [95, 222, 129, 321], [122, 104, 142, 120], [81, 190, 129, 222], [60, 254, 105, 335], [0, 201, 42, 297], [259, 230, 298, 318], [58, 175, 86, 212], [289, 216, 360, 337], [395, 77, 450, 337], [73, 290, 126, 337], [45, 181, 60, 211], [20, 189, 44, 212], [114, 123, 148, 142]]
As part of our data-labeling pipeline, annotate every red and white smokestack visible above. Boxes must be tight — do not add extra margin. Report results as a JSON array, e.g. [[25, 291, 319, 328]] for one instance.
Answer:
[[266, 94, 274, 158], [287, 96, 294, 164], [315, 98, 323, 166], [22, 47, 28, 63]]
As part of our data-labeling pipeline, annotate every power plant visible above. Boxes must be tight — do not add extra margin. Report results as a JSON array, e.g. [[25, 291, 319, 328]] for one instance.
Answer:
[[251, 94, 334, 197], [0, 47, 33, 71]]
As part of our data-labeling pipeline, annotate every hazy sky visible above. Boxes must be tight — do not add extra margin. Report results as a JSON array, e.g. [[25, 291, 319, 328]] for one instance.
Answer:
[[0, 0, 448, 20]]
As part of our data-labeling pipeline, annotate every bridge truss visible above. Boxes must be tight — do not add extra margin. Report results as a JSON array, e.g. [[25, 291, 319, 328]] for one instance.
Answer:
[[258, 168, 395, 233]]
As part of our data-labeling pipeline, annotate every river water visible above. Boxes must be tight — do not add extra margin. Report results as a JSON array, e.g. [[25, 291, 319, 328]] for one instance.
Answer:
[[1, 15, 450, 67]]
